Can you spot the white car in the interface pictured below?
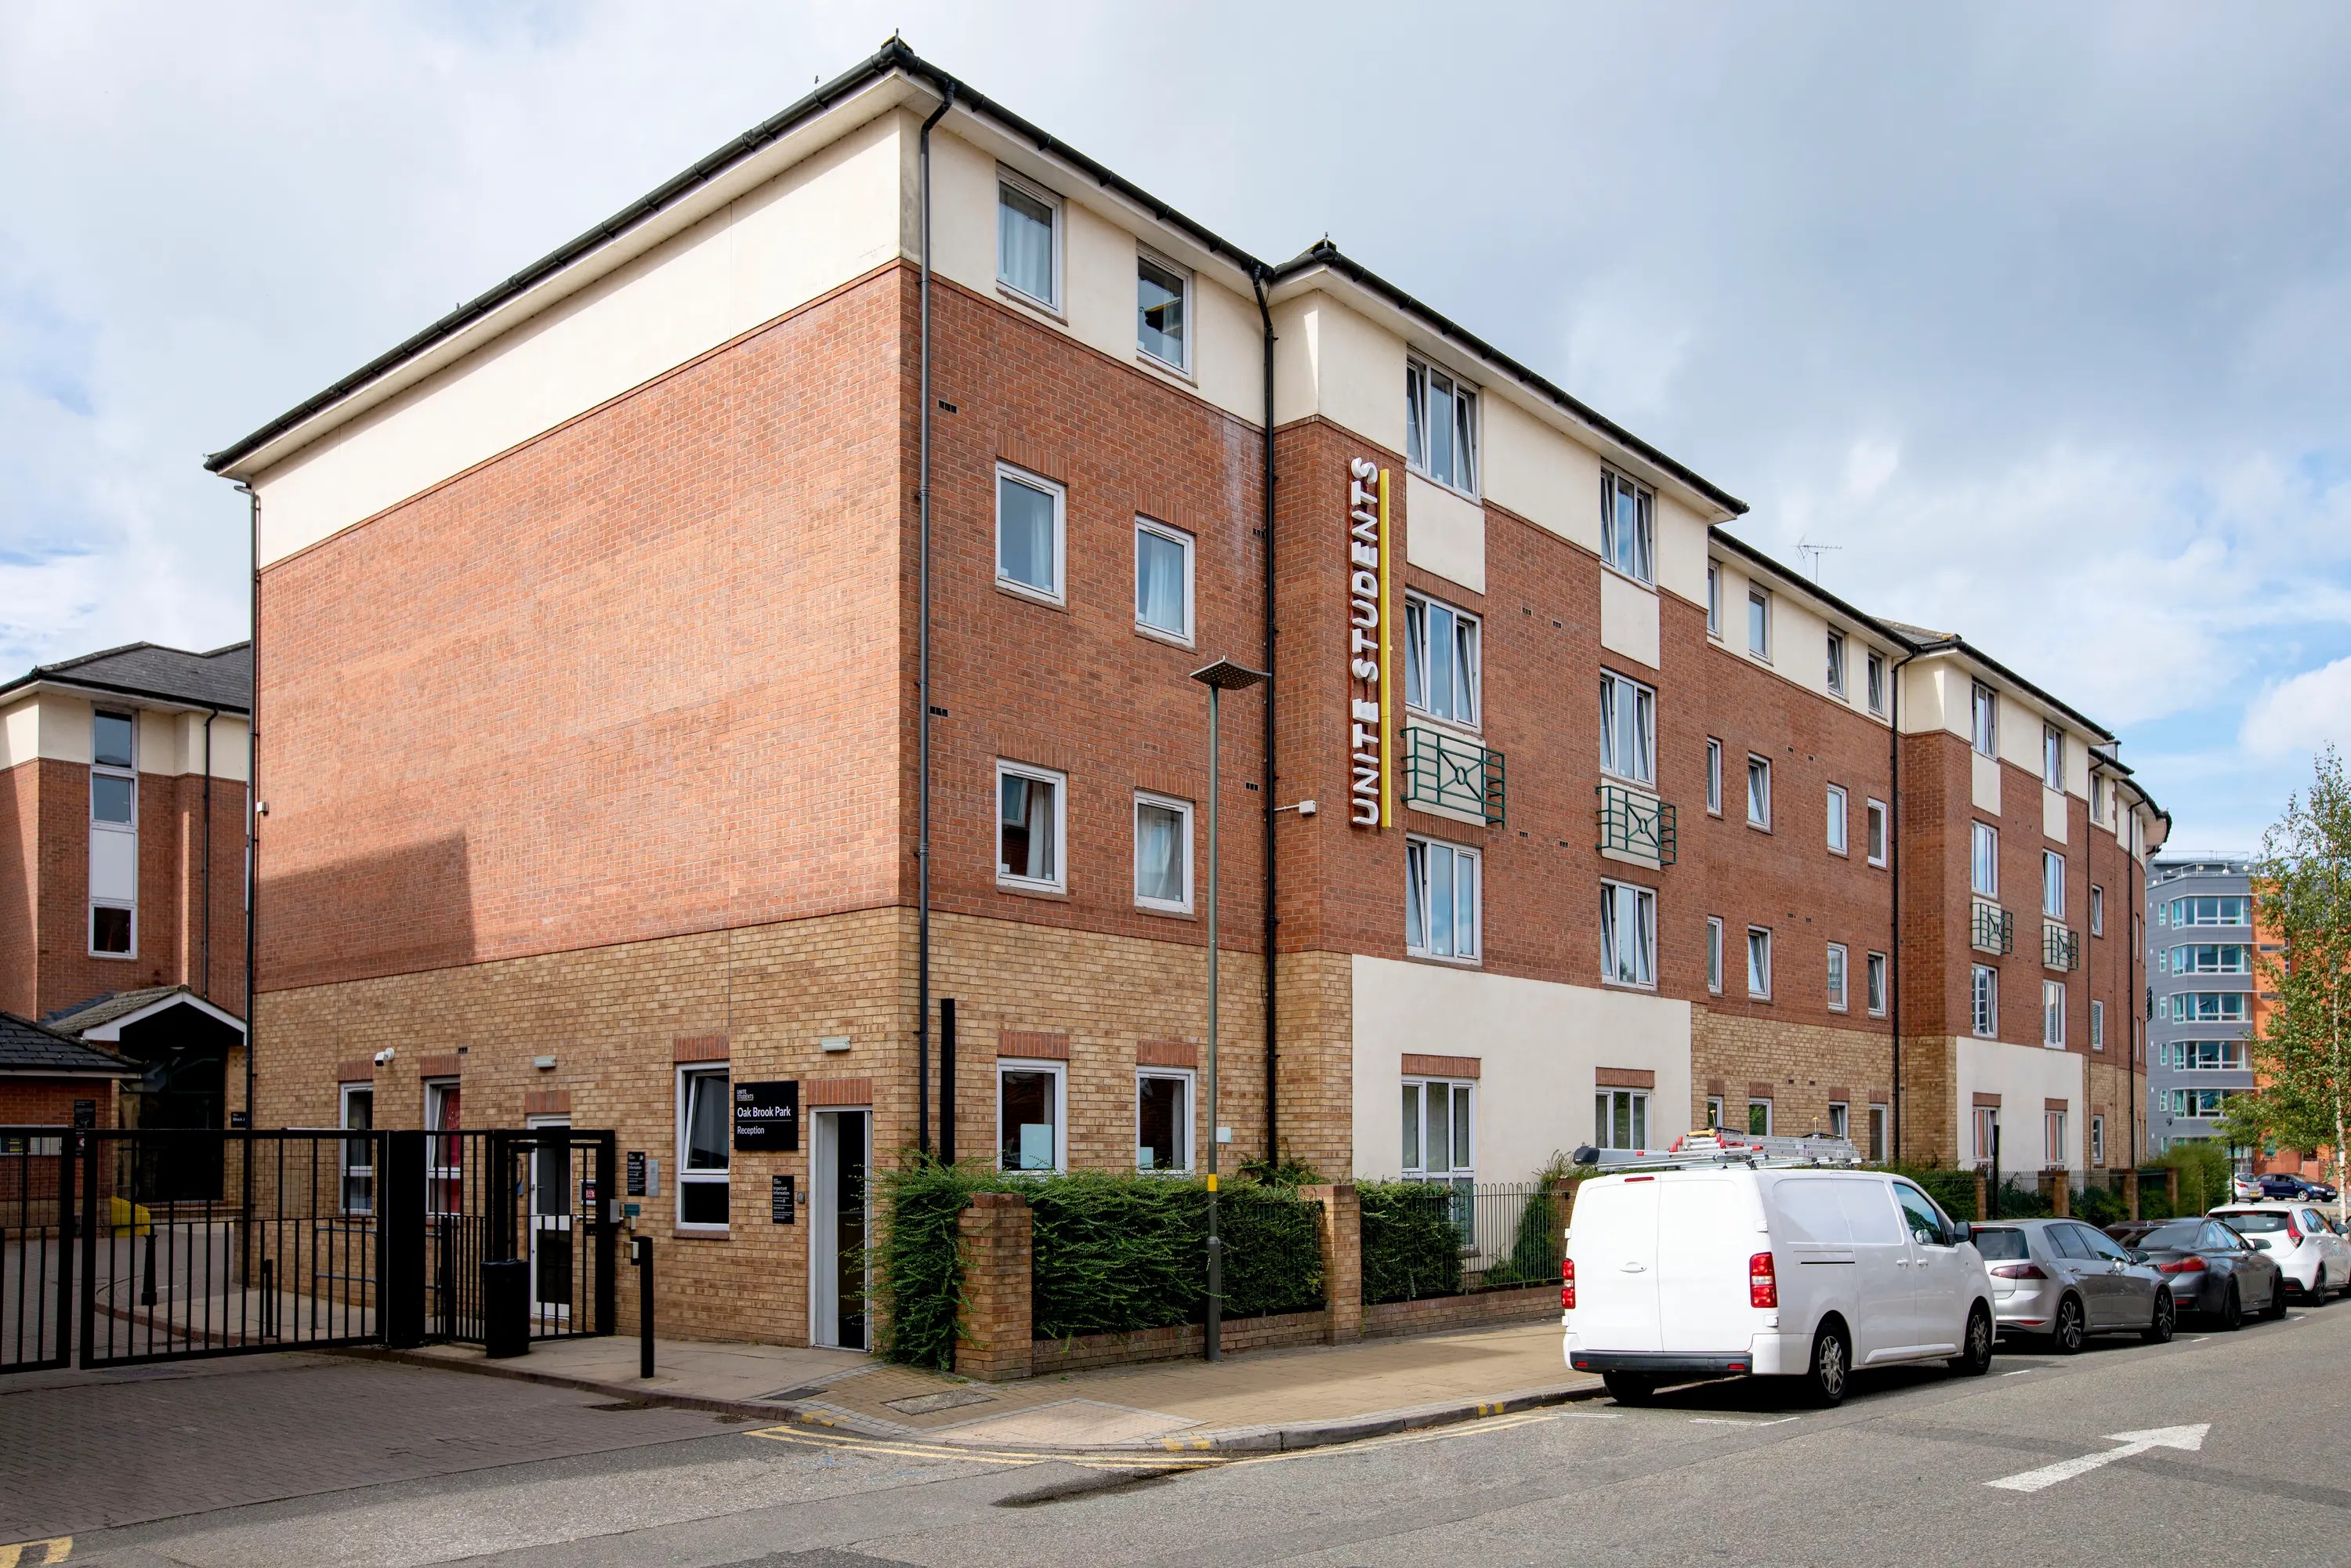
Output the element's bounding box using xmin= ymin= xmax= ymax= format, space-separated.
xmin=1563 ymin=1162 xmax=1995 ymax=1406
xmin=2208 ymin=1204 xmax=2351 ymax=1301
xmin=2232 ymin=1172 xmax=2265 ymax=1203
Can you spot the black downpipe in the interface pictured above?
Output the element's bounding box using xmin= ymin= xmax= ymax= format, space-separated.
xmin=1253 ymin=269 xmax=1278 ymax=1163
xmin=915 ymin=81 xmax=955 ymax=1159
xmin=201 ymin=708 xmax=216 ymax=1002
xmin=1887 ymin=645 xmax=1918 ymax=1163
xmin=241 ymin=483 xmax=259 ymax=1124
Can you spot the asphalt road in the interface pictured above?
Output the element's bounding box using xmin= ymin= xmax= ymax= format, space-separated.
xmin=13 ymin=1298 xmax=2351 ymax=1568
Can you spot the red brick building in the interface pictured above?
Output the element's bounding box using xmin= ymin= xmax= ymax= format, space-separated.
xmin=205 ymin=43 xmax=2166 ymax=1345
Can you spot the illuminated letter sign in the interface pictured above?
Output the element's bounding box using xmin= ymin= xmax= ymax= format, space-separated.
xmin=1346 ymin=458 xmax=1393 ymax=828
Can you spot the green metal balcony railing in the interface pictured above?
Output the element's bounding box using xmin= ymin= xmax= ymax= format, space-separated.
xmin=2043 ymin=922 xmax=2078 ymax=972
xmin=1972 ymin=900 xmax=2013 ymax=956
xmin=1596 ymin=782 xmax=1677 ymax=867
xmin=1404 ymin=725 xmax=1505 ymax=824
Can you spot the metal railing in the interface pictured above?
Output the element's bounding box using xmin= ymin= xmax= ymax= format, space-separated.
xmin=2043 ymin=922 xmax=2078 ymax=972
xmin=1596 ymin=783 xmax=1677 ymax=867
xmin=1972 ymin=900 xmax=2014 ymax=955
xmin=1 ymin=1131 xmax=74 ymax=1374
xmin=1404 ymin=725 xmax=1505 ymax=824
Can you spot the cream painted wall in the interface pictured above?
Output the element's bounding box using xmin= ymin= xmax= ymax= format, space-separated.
xmin=1655 ymin=494 xmax=1709 ymax=607
xmin=1273 ymin=292 xmax=1407 ymax=449
xmin=1598 ymin=570 xmax=1659 ymax=670
xmin=1349 ymin=954 xmax=1693 ymax=1182
xmin=1404 ymin=471 xmax=1485 ymax=595
xmin=2042 ymin=788 xmax=2068 ymax=844
xmin=1896 ymin=661 xmax=1956 ymax=737
xmin=1480 ymin=393 xmax=1600 ymax=552
xmin=254 ymin=110 xmax=910 ymax=566
xmin=1972 ymin=752 xmax=2002 ymax=816
xmin=0 ymin=693 xmax=247 ymax=778
xmin=0 ymin=699 xmax=36 ymax=771
xmin=1957 ymin=1036 xmax=2087 ymax=1174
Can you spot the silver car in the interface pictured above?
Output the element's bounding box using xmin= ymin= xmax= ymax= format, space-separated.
xmin=1978 ymin=1218 xmax=2175 ymax=1352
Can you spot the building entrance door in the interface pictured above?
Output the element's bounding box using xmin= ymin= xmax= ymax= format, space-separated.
xmin=810 ymin=1109 xmax=870 ymax=1351
xmin=523 ymin=1115 xmax=573 ymax=1324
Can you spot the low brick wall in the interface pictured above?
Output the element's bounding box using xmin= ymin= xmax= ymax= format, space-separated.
xmin=1363 ymin=1282 xmax=1559 ymax=1339
xmin=1031 ymin=1309 xmax=1329 ymax=1375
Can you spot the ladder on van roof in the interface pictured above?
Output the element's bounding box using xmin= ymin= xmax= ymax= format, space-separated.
xmin=1570 ymin=1130 xmax=1865 ymax=1172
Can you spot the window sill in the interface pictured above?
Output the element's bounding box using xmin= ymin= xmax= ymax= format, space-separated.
xmin=1135 ymin=901 xmax=1197 ymax=921
xmin=1599 ymin=770 xmax=1657 ymax=796
xmin=995 ymin=879 xmax=1070 ymax=902
xmin=1748 ymin=649 xmax=1773 ymax=665
xmin=1405 ymin=709 xmax=1483 ymax=741
xmin=1746 ymin=994 xmax=1774 ymax=1005
xmin=88 ymin=951 xmax=140 ymax=961
xmin=1404 ymin=951 xmax=1482 ymax=970
xmin=1828 ymin=846 xmax=1849 ymax=859
xmin=1600 ymin=977 xmax=1657 ymax=993
xmin=996 ymin=579 xmax=1067 ymax=611
xmin=997 ymin=281 xmax=1067 ymax=324
xmin=1867 ymin=856 xmax=1889 ymax=871
xmin=1134 ymin=622 xmax=1196 ymax=651
xmin=1599 ymin=562 xmax=1657 ymax=594
xmin=1405 ymin=465 xmax=1482 ymax=506
xmin=1746 ymin=820 xmax=1773 ymax=835
xmin=675 ymin=1225 xmax=730 ymax=1237
xmin=1136 ymin=349 xmax=1195 ymax=386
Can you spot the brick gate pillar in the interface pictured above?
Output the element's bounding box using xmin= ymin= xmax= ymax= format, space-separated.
xmin=955 ymin=1191 xmax=1032 ymax=1382
xmin=1302 ymin=1183 xmax=1360 ymax=1343
xmin=2123 ymin=1169 xmax=2141 ymax=1221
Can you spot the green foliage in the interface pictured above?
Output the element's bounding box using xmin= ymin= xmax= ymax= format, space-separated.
xmin=2135 ymin=1169 xmax=2178 ymax=1221
xmin=2073 ymin=1183 xmax=2127 ymax=1227
xmin=1235 ymin=1148 xmax=1326 ymax=1188
xmin=1359 ymin=1181 xmax=1464 ymax=1302
xmin=874 ymin=1161 xmax=1003 ymax=1370
xmin=1867 ymin=1163 xmax=1981 ymax=1222
xmin=1476 ymin=1185 xmax=1568 ymax=1287
xmin=2161 ymin=1141 xmax=2233 ymax=1215
xmin=1991 ymin=1178 xmax=2053 ymax=1219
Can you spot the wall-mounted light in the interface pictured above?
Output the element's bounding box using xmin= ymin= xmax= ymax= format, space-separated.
xmin=532 ymin=1055 xmax=556 ymax=1071
xmin=820 ymin=1035 xmax=852 ymax=1054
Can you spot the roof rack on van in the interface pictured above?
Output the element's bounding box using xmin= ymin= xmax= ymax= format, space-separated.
xmin=1570 ymin=1130 xmax=1865 ymax=1171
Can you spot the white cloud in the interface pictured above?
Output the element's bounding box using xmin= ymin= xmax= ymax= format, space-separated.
xmin=2243 ymin=657 xmax=2351 ymax=761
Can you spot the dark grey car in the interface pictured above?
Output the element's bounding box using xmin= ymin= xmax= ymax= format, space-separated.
xmin=1980 ymin=1219 xmax=2173 ymax=1351
xmin=2115 ymin=1218 xmax=2286 ymax=1330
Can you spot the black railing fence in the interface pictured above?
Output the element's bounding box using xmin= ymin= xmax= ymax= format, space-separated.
xmin=1 ymin=1131 xmax=75 ymax=1373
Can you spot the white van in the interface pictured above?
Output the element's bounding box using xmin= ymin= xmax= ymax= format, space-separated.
xmin=1561 ymin=1141 xmax=1994 ymax=1406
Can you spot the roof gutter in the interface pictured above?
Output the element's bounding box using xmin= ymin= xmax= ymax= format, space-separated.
xmin=0 ymin=674 xmax=251 ymax=716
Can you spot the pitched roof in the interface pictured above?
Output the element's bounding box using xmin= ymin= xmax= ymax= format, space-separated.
xmin=42 ymin=986 xmax=194 ymax=1034
xmin=0 ymin=641 xmax=251 ymax=714
xmin=0 ymin=1010 xmax=139 ymax=1077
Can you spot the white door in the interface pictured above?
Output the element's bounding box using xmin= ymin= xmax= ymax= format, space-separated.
xmin=523 ymin=1117 xmax=572 ymax=1324
xmin=810 ymin=1110 xmax=871 ymax=1352
xmin=1655 ymin=1178 xmax=1751 ymax=1353
xmin=1567 ymin=1179 xmax=1661 ymax=1353
xmin=1836 ymin=1179 xmax=1914 ymax=1363
xmin=1892 ymin=1181 xmax=1964 ymax=1354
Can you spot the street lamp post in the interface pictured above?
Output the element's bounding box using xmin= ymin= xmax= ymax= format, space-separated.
xmin=1191 ymin=657 xmax=1266 ymax=1363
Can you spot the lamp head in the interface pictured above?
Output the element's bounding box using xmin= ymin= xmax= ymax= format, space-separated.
xmin=1190 ymin=658 xmax=1267 ymax=692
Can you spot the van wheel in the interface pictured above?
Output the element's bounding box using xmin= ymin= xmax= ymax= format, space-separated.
xmin=2218 ymin=1282 xmax=2244 ymax=1331
xmin=1603 ymin=1372 xmax=1655 ymax=1406
xmin=2052 ymin=1295 xmax=2085 ymax=1354
xmin=2143 ymin=1291 xmax=2175 ymax=1345
xmin=1805 ymin=1324 xmax=1850 ymax=1407
xmin=1947 ymin=1304 xmax=1994 ymax=1376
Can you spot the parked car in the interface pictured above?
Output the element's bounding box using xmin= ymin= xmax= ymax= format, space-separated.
xmin=2233 ymin=1172 xmax=2265 ymax=1202
xmin=2208 ymin=1204 xmax=2351 ymax=1301
xmin=2105 ymin=1219 xmax=2168 ymax=1249
xmin=2114 ymin=1218 xmax=2285 ymax=1329
xmin=2259 ymin=1173 xmax=2330 ymax=1202
xmin=1563 ymin=1164 xmax=1994 ymax=1407
xmin=1976 ymin=1219 xmax=2174 ymax=1351
xmin=2302 ymin=1179 xmax=2339 ymax=1203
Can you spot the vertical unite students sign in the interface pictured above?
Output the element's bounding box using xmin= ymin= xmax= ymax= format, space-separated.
xmin=1346 ymin=458 xmax=1393 ymax=828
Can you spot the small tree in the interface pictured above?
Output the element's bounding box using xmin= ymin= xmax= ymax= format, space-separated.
xmin=2222 ymin=748 xmax=2351 ymax=1221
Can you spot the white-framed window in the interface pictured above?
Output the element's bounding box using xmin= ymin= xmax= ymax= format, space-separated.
xmin=996 ymin=760 xmax=1067 ymax=893
xmin=1136 ymin=1068 xmax=1194 ymax=1173
xmin=1404 ymin=592 xmax=1480 ymax=727
xmin=2169 ymin=992 xmax=2250 ymax=1024
xmin=1826 ymin=943 xmax=1849 ymax=1012
xmin=1707 ymin=916 xmax=1724 ymax=994
xmin=2091 ymin=1114 xmax=2105 ymax=1166
xmin=1401 ymin=1077 xmax=1475 ymax=1188
xmin=1133 ymin=791 xmax=1194 ymax=914
xmin=1600 ymin=470 xmax=1654 ymax=584
xmin=2165 ymin=1087 xmax=2241 ymax=1118
xmin=2043 ymin=850 xmax=2066 ymax=919
xmin=1599 ymin=672 xmax=1656 ymax=785
xmin=2168 ymin=896 xmax=2251 ymax=926
xmin=1747 ymin=926 xmax=1773 ymax=998
xmin=1973 ymin=1104 xmax=2001 ymax=1164
xmin=1406 ymin=836 xmax=1480 ymax=962
xmin=995 ymin=463 xmax=1065 ymax=603
xmin=1866 ymin=650 xmax=1887 ymax=716
xmin=2091 ymin=773 xmax=2107 ymax=821
xmin=1826 ymin=630 xmax=1847 ymax=697
xmin=339 ymin=1084 xmax=375 ymax=1215
xmin=1866 ymin=951 xmax=1888 ymax=1016
xmin=2044 ymin=980 xmax=2067 ymax=1048
xmin=998 ymin=1059 xmax=1066 ymax=1172
xmin=676 ymin=1066 xmax=730 ymax=1229
xmin=2090 ymin=999 xmax=2106 ymax=1052
xmin=1748 ymin=1098 xmax=1773 ymax=1136
xmin=2044 ymin=1109 xmax=2067 ymax=1169
xmin=1705 ymin=739 xmax=1723 ymax=815
xmin=425 ymin=1077 xmax=462 ymax=1216
xmin=2169 ymin=1040 xmax=2248 ymax=1070
xmin=1868 ymin=1103 xmax=1889 ymax=1162
xmin=1971 ymin=683 xmax=1998 ymax=758
xmin=1825 ymin=784 xmax=1849 ymax=855
xmin=996 ymin=171 xmax=1061 ymax=308
xmin=1136 ymin=248 xmax=1190 ymax=371
xmin=1972 ymin=965 xmax=1998 ymax=1038
xmin=1600 ymin=881 xmax=1657 ymax=989
xmin=1828 ymin=1101 xmax=1849 ymax=1141
xmin=1405 ymin=358 xmax=1479 ymax=494
xmin=1134 ymin=517 xmax=1194 ymax=642
xmin=2168 ymin=943 xmax=2251 ymax=974
xmin=1706 ymin=1095 xmax=1724 ymax=1131
xmin=2090 ymin=885 xmax=2105 ymax=936
xmin=1706 ymin=563 xmax=1723 ymax=637
xmin=2042 ymin=723 xmax=2065 ymax=790
xmin=1747 ymin=755 xmax=1771 ymax=829
xmin=89 ymin=707 xmax=137 ymax=957
xmin=1971 ymin=820 xmax=1999 ymax=899
xmin=1596 ymin=1088 xmax=1650 ymax=1150
xmin=1866 ymin=798 xmax=1889 ymax=867
xmin=1747 ymin=585 xmax=1771 ymax=659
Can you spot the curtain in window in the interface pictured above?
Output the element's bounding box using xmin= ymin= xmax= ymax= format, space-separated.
xmin=998 ymin=186 xmax=1054 ymax=300
xmin=998 ymin=475 xmax=1056 ymax=592
xmin=1136 ymin=528 xmax=1186 ymax=634
xmin=1001 ymin=773 xmax=1056 ymax=882
xmin=1136 ymin=802 xmax=1183 ymax=904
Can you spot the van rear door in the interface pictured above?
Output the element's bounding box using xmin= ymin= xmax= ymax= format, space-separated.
xmin=1656 ymin=1177 xmax=1755 ymax=1353
xmin=1567 ymin=1177 xmax=1661 ymax=1353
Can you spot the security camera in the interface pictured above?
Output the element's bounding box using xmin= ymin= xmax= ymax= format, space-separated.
xmin=373 ymin=1048 xmax=395 ymax=1066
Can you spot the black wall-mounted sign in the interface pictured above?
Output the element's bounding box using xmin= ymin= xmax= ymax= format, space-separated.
xmin=734 ymin=1080 xmax=799 ymax=1150
xmin=227 ymin=1110 xmax=250 ymax=1129
xmin=72 ymin=1099 xmax=96 ymax=1128
xmin=626 ymin=1150 xmax=647 ymax=1196
xmin=771 ymin=1173 xmax=797 ymax=1225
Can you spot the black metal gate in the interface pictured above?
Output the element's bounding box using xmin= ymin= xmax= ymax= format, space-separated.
xmin=0 ymin=1125 xmax=614 ymax=1373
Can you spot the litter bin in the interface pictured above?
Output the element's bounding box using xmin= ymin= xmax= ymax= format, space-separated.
xmin=481 ymin=1258 xmax=531 ymax=1359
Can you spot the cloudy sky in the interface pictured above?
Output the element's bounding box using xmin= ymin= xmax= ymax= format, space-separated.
xmin=5 ymin=2 xmax=2347 ymax=849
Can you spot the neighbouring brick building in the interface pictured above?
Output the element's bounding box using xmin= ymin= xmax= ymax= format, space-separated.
xmin=204 ymin=42 xmax=2167 ymax=1347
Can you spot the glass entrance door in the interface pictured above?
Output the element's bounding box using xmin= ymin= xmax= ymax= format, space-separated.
xmin=811 ymin=1110 xmax=870 ymax=1351
xmin=524 ymin=1117 xmax=572 ymax=1324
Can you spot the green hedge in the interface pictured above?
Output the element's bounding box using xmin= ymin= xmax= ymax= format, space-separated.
xmin=1869 ymin=1164 xmax=1982 ymax=1222
xmin=874 ymin=1164 xmax=1324 ymax=1370
xmin=1360 ymin=1181 xmax=1463 ymax=1302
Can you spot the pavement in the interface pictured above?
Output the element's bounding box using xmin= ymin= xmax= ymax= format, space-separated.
xmin=377 ymin=1317 xmax=1599 ymax=1451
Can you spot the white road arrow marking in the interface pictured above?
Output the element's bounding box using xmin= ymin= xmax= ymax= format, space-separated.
xmin=1987 ymin=1424 xmax=2209 ymax=1493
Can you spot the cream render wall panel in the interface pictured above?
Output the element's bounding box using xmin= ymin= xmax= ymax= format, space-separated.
xmin=34 ymin=693 xmax=91 ymax=765
xmin=1972 ymin=751 xmax=2002 ymax=816
xmin=1287 ymin=295 xmax=1407 ymax=453
xmin=1898 ymin=660 xmax=1966 ymax=737
xmin=1186 ymin=275 xmax=1264 ymax=422
xmin=255 ymin=113 xmax=907 ymax=566
xmin=1598 ymin=570 xmax=1660 ymax=670
xmin=1404 ymin=470 xmax=1486 ymax=595
xmin=1958 ymin=1035 xmax=2086 ymax=1173
xmin=136 ymin=710 xmax=181 ymax=776
xmin=2042 ymin=787 xmax=2069 ymax=845
xmin=1654 ymin=494 xmax=1709 ymax=606
xmin=1349 ymin=955 xmax=1690 ymax=1183
xmin=1996 ymin=692 xmax=2045 ymax=775
xmin=1 ymin=700 xmax=36 ymax=771
xmin=1480 ymin=394 xmax=1600 ymax=551
xmin=1063 ymin=201 xmax=1136 ymax=371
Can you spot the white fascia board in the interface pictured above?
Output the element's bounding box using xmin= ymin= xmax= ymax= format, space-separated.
xmin=80 ymin=992 xmax=248 ymax=1042
xmin=222 ymin=74 xmax=918 ymax=484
